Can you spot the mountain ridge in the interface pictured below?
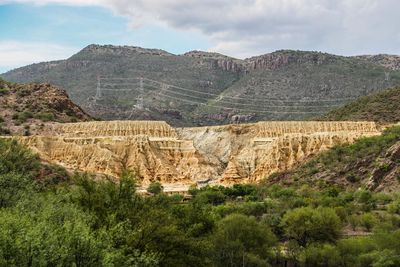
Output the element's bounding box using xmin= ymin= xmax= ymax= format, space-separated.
xmin=3 ymin=44 xmax=400 ymax=126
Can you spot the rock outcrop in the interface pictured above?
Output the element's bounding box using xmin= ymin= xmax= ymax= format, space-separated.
xmin=9 ymin=120 xmax=381 ymax=188
xmin=0 ymin=81 xmax=91 ymax=135
xmin=184 ymin=50 xmax=245 ymax=73
xmin=245 ymin=50 xmax=336 ymax=70
xmin=355 ymin=54 xmax=400 ymax=71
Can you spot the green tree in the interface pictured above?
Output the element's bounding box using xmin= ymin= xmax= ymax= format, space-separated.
xmin=213 ymin=214 xmax=276 ymax=267
xmin=146 ymin=181 xmax=163 ymax=195
xmin=0 ymin=195 xmax=102 ymax=267
xmin=0 ymin=139 xmax=40 ymax=176
xmin=281 ymin=207 xmax=341 ymax=246
xmin=0 ymin=173 xmax=35 ymax=208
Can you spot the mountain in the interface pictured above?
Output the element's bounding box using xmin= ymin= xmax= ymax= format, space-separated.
xmin=0 ymin=78 xmax=91 ymax=136
xmin=318 ymin=87 xmax=400 ymax=123
xmin=2 ymin=44 xmax=400 ymax=126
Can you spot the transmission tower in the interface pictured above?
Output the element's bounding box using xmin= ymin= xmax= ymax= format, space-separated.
xmin=134 ymin=77 xmax=144 ymax=109
xmin=385 ymin=71 xmax=390 ymax=82
xmin=161 ymin=82 xmax=169 ymax=92
xmin=94 ymin=75 xmax=102 ymax=101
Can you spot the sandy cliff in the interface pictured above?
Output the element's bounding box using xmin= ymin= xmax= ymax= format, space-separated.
xmin=10 ymin=121 xmax=380 ymax=188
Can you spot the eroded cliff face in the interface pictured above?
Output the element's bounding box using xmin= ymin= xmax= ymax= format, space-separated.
xmin=9 ymin=121 xmax=381 ymax=189
xmin=178 ymin=122 xmax=380 ymax=184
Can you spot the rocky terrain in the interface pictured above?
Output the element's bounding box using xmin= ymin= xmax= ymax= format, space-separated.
xmin=269 ymin=125 xmax=400 ymax=192
xmin=0 ymin=78 xmax=91 ymax=135
xmin=3 ymin=45 xmax=400 ymax=126
xmin=10 ymin=120 xmax=381 ymax=191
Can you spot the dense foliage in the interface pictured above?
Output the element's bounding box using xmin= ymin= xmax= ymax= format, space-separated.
xmin=1 ymin=138 xmax=400 ymax=266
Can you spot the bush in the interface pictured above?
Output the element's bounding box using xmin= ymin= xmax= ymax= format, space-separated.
xmin=194 ymin=190 xmax=227 ymax=205
xmin=0 ymin=127 xmax=11 ymax=135
xmin=35 ymin=112 xmax=56 ymax=122
xmin=12 ymin=111 xmax=34 ymax=123
xmin=146 ymin=181 xmax=164 ymax=195
xmin=16 ymin=88 xmax=31 ymax=97
xmin=301 ymin=243 xmax=341 ymax=267
xmin=360 ymin=213 xmax=377 ymax=232
xmin=0 ymin=88 xmax=9 ymax=96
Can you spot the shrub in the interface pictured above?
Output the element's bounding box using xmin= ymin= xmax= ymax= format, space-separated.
xmin=147 ymin=181 xmax=164 ymax=195
xmin=12 ymin=111 xmax=34 ymax=123
xmin=360 ymin=213 xmax=377 ymax=232
xmin=35 ymin=112 xmax=56 ymax=122
xmin=0 ymin=88 xmax=9 ymax=96
xmin=0 ymin=127 xmax=11 ymax=135
xmin=301 ymin=243 xmax=341 ymax=267
xmin=346 ymin=172 xmax=360 ymax=183
xmin=16 ymin=88 xmax=31 ymax=97
xmin=194 ymin=190 xmax=227 ymax=205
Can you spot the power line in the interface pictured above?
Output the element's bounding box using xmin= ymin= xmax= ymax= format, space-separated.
xmin=98 ymin=83 xmax=326 ymax=114
xmin=142 ymin=77 xmax=357 ymax=103
xmin=95 ymin=76 xmax=352 ymax=114
xmin=101 ymin=80 xmax=343 ymax=109
xmin=149 ymin=91 xmax=326 ymax=114
xmin=143 ymin=83 xmax=334 ymax=110
xmin=99 ymin=76 xmax=357 ymax=103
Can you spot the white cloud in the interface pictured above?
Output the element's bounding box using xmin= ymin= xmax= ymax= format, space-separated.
xmin=1 ymin=0 xmax=400 ymax=58
xmin=0 ymin=41 xmax=78 ymax=72
xmin=0 ymin=0 xmax=104 ymax=6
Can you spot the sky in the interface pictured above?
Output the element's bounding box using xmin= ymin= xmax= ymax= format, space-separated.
xmin=1 ymin=0 xmax=400 ymax=73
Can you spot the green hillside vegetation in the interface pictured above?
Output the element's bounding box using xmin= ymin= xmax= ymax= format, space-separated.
xmin=1 ymin=138 xmax=400 ymax=266
xmin=3 ymin=45 xmax=400 ymax=126
xmin=319 ymin=87 xmax=400 ymax=123
xmin=268 ymin=126 xmax=400 ymax=192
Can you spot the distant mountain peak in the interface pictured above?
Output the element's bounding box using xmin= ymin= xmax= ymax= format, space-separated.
xmin=78 ymin=44 xmax=173 ymax=57
xmin=183 ymin=50 xmax=240 ymax=60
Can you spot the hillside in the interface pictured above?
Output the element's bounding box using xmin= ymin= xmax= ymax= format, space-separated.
xmin=3 ymin=45 xmax=400 ymax=126
xmin=318 ymin=87 xmax=400 ymax=123
xmin=0 ymin=78 xmax=91 ymax=135
xmin=268 ymin=125 xmax=400 ymax=192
